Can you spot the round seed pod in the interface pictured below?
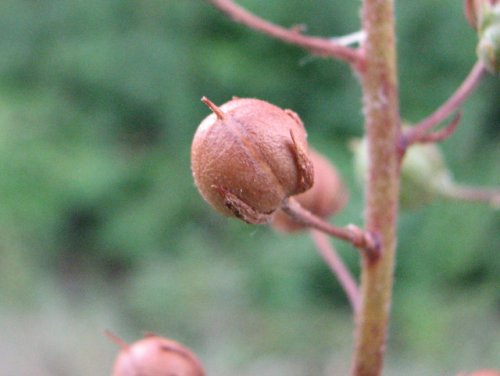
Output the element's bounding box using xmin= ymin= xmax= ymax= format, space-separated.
xmin=465 ymin=370 xmax=500 ymax=376
xmin=271 ymin=149 xmax=348 ymax=232
xmin=111 ymin=334 xmax=205 ymax=376
xmin=191 ymin=97 xmax=314 ymax=224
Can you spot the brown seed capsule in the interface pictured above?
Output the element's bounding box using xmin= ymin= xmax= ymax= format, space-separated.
xmin=111 ymin=333 xmax=205 ymax=376
xmin=191 ymin=97 xmax=314 ymax=224
xmin=464 ymin=370 xmax=500 ymax=376
xmin=271 ymin=149 xmax=348 ymax=232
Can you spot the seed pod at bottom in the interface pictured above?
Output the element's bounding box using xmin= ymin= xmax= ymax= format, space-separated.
xmin=271 ymin=149 xmax=349 ymax=232
xmin=191 ymin=97 xmax=314 ymax=224
xmin=463 ymin=370 xmax=500 ymax=376
xmin=111 ymin=334 xmax=205 ymax=376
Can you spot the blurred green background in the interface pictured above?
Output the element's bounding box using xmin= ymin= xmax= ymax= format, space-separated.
xmin=0 ymin=0 xmax=498 ymax=375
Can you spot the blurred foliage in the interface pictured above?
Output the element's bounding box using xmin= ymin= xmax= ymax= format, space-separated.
xmin=0 ymin=0 xmax=499 ymax=375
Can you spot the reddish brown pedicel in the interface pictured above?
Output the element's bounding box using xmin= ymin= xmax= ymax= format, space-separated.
xmin=111 ymin=334 xmax=205 ymax=376
xmin=191 ymin=97 xmax=314 ymax=224
xmin=272 ymin=149 xmax=348 ymax=232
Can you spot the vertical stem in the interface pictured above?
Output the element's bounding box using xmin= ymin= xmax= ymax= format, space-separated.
xmin=351 ymin=0 xmax=400 ymax=376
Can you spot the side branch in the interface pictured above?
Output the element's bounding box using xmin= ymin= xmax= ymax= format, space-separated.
xmin=281 ymin=198 xmax=380 ymax=258
xmin=404 ymin=113 xmax=461 ymax=146
xmin=404 ymin=61 xmax=486 ymax=145
xmin=207 ymin=0 xmax=362 ymax=66
xmin=311 ymin=230 xmax=361 ymax=314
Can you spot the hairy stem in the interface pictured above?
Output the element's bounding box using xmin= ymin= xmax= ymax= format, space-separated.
xmin=352 ymin=0 xmax=400 ymax=375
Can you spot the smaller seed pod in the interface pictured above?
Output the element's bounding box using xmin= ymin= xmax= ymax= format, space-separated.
xmin=110 ymin=333 xmax=205 ymax=376
xmin=191 ymin=97 xmax=314 ymax=224
xmin=271 ymin=149 xmax=348 ymax=232
xmin=464 ymin=370 xmax=500 ymax=376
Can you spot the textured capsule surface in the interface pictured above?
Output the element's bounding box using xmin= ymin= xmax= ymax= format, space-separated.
xmin=112 ymin=335 xmax=205 ymax=376
xmin=191 ymin=97 xmax=313 ymax=223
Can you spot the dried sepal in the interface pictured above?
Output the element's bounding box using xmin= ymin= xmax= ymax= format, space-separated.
xmin=290 ymin=129 xmax=315 ymax=192
xmin=201 ymin=96 xmax=224 ymax=119
xmin=284 ymin=108 xmax=304 ymax=126
xmin=212 ymin=185 xmax=272 ymax=224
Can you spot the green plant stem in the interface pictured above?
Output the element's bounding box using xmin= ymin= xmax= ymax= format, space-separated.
xmin=351 ymin=0 xmax=401 ymax=375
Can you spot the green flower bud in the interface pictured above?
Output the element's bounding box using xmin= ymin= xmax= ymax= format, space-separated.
xmin=465 ymin=0 xmax=499 ymax=30
xmin=466 ymin=0 xmax=500 ymax=73
xmin=351 ymin=138 xmax=453 ymax=210
xmin=478 ymin=19 xmax=500 ymax=73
